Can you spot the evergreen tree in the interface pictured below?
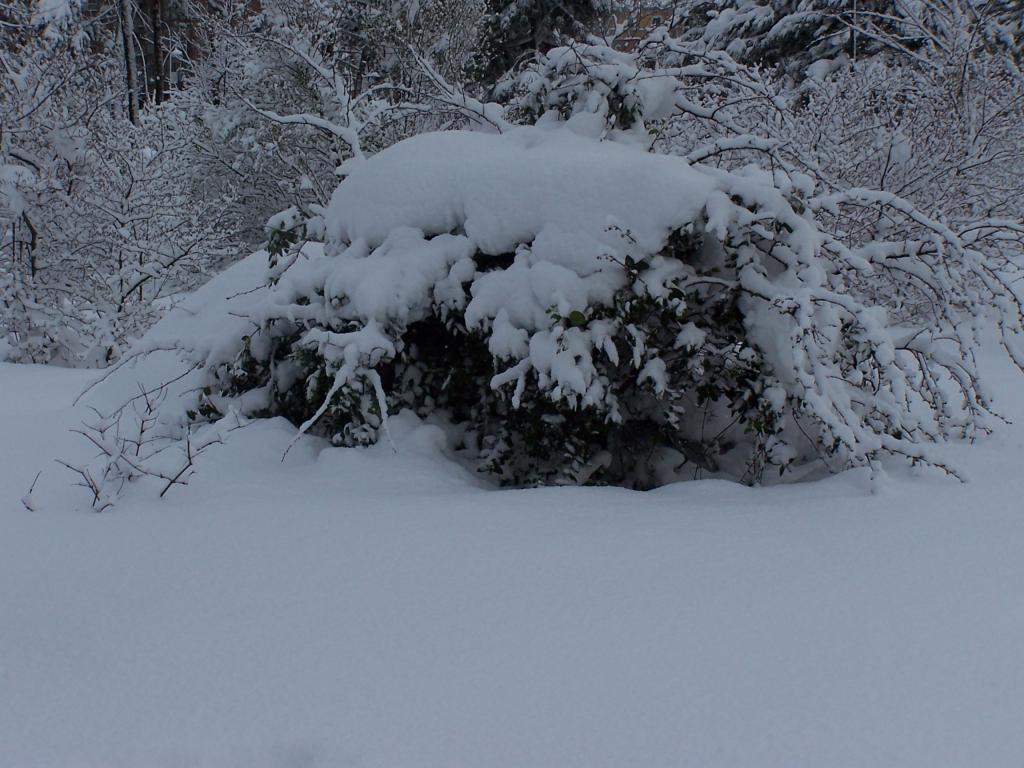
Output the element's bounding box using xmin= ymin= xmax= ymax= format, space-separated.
xmin=469 ymin=0 xmax=609 ymax=85
xmin=678 ymin=0 xmax=1022 ymax=77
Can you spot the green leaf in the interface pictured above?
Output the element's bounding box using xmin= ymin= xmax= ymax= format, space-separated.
xmin=568 ymin=310 xmax=587 ymax=327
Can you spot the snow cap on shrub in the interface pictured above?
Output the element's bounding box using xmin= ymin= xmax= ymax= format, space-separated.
xmin=325 ymin=126 xmax=716 ymax=254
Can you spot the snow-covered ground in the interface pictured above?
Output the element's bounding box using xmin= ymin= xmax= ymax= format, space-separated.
xmin=3 ymin=346 xmax=1024 ymax=768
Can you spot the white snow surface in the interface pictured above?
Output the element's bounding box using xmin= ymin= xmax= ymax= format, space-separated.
xmin=3 ymin=339 xmax=1024 ymax=766
xmin=326 ymin=127 xmax=717 ymax=255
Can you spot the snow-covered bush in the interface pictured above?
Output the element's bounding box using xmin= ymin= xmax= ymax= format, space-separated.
xmin=506 ymin=37 xmax=1024 ymax=321
xmin=66 ymin=27 xmax=1024 ymax=503
xmin=130 ymin=123 xmax=1015 ymax=490
xmin=185 ymin=0 xmax=490 ymax=246
xmin=1 ymin=102 xmax=234 ymax=364
xmin=1 ymin=12 xmax=235 ymax=365
xmin=791 ymin=50 xmax=1024 ymax=219
xmin=502 ymin=36 xmax=781 ymax=155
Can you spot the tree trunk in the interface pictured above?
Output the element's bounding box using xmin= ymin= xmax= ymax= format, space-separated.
xmin=149 ymin=0 xmax=165 ymax=104
xmin=119 ymin=0 xmax=140 ymax=123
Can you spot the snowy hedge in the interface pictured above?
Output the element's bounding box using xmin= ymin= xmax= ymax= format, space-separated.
xmin=109 ymin=122 xmax=1005 ymax=490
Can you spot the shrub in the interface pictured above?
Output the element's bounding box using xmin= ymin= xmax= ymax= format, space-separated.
xmin=183 ymin=126 xmax=1021 ymax=488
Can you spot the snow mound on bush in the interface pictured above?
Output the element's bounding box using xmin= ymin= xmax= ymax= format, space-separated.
xmin=327 ymin=126 xmax=718 ymax=255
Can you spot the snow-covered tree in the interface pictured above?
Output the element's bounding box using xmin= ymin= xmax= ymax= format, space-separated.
xmin=672 ymin=0 xmax=1022 ymax=78
xmin=181 ymin=0 xmax=488 ymax=246
xmin=1 ymin=8 xmax=233 ymax=364
xmin=469 ymin=0 xmax=611 ymax=85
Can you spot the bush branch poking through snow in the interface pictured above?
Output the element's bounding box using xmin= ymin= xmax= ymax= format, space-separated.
xmin=59 ymin=381 xmax=246 ymax=510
